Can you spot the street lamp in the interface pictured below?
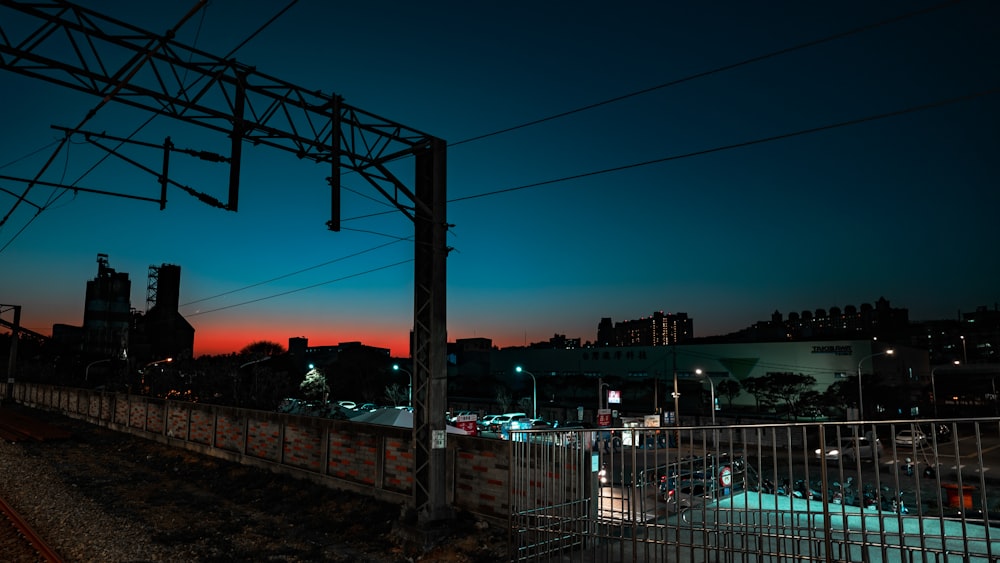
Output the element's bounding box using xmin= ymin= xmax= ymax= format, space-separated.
xmin=392 ymin=363 xmax=413 ymax=407
xmin=140 ymin=357 xmax=173 ymax=392
xmin=671 ymin=372 xmax=681 ymax=428
xmin=695 ymin=368 xmax=716 ymax=425
xmin=857 ymin=349 xmax=893 ymax=421
xmin=515 ymin=366 xmax=537 ymax=419
xmin=145 ymin=357 xmax=173 ymax=369
xmin=671 ymin=343 xmax=680 ymax=429
xmin=931 ymin=360 xmax=960 ymax=419
xmin=961 ymin=335 xmax=968 ymax=364
xmin=240 ymin=356 xmax=271 ymax=369
xmin=85 ymin=358 xmax=111 ymax=382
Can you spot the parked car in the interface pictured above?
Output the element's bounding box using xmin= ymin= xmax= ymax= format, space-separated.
xmin=502 ymin=416 xmax=533 ymax=439
xmin=477 ymin=414 xmax=500 ymax=432
xmin=447 ymin=410 xmax=475 ymax=423
xmin=489 ymin=412 xmax=527 ymax=433
xmin=815 ymin=436 xmax=883 ymax=463
xmin=895 ymin=429 xmax=927 ymax=447
xmin=660 ymin=455 xmax=748 ymax=521
xmin=925 ymin=423 xmax=953 ymax=442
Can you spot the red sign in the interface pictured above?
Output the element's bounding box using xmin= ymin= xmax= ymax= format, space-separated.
xmin=597 ymin=408 xmax=612 ymax=427
xmin=456 ymin=414 xmax=477 ymax=436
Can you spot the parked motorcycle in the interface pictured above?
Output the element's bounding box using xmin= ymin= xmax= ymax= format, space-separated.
xmin=793 ymin=479 xmax=823 ymax=501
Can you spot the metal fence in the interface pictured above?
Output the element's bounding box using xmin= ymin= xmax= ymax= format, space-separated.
xmin=509 ymin=418 xmax=1000 ymax=562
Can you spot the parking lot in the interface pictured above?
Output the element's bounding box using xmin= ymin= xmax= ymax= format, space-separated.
xmin=509 ymin=419 xmax=1000 ymax=562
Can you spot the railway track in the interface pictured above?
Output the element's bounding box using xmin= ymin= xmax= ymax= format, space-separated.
xmin=0 ymin=492 xmax=64 ymax=562
xmin=0 ymin=406 xmax=70 ymax=561
xmin=0 ymin=408 xmax=73 ymax=443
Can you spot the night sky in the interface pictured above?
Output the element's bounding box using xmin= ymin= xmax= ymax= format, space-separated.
xmin=1 ymin=0 xmax=997 ymax=357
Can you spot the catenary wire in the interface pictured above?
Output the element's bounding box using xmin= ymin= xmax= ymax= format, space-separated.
xmin=342 ymin=87 xmax=998 ymax=223
xmin=1 ymin=1 xmax=983 ymax=320
xmin=0 ymin=0 xmax=300 ymax=254
xmin=0 ymin=0 xmax=956 ymax=241
xmin=180 ymin=238 xmax=409 ymax=307
xmin=224 ymin=85 xmax=995 ymax=313
xmin=0 ymin=3 xmax=209 ymax=231
xmin=185 ymin=259 xmax=413 ymax=317
xmin=447 ymin=0 xmax=964 ymax=148
xmin=0 ymin=0 xmax=955 ymax=253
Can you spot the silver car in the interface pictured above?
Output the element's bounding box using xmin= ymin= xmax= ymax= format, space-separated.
xmin=815 ymin=437 xmax=883 ymax=463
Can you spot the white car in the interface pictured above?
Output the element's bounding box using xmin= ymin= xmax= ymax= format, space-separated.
xmin=489 ymin=412 xmax=527 ymax=433
xmin=477 ymin=414 xmax=500 ymax=431
xmin=815 ymin=437 xmax=883 ymax=463
xmin=895 ymin=430 xmax=927 ymax=447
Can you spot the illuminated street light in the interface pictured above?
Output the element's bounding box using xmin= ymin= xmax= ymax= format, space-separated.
xmin=140 ymin=357 xmax=173 ymax=393
xmin=671 ymin=344 xmax=680 ymax=429
xmin=695 ymin=368 xmax=716 ymax=425
xmin=392 ymin=363 xmax=413 ymax=407
xmin=145 ymin=357 xmax=173 ymax=369
xmin=515 ymin=366 xmax=537 ymax=419
xmin=857 ymin=349 xmax=893 ymax=421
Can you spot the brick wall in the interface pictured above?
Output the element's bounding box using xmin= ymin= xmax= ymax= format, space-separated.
xmin=12 ymin=383 xmax=511 ymax=521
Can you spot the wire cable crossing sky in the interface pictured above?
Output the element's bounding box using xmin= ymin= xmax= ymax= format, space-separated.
xmin=1 ymin=0 xmax=997 ymax=356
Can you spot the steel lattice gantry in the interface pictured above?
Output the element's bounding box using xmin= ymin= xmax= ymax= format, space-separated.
xmin=0 ymin=0 xmax=452 ymax=523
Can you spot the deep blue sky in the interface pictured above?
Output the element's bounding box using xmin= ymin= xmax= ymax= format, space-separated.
xmin=1 ymin=0 xmax=997 ymax=356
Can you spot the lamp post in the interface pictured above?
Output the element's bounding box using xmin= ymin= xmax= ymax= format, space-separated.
xmin=671 ymin=377 xmax=681 ymax=428
xmin=141 ymin=357 xmax=173 ymax=393
xmin=695 ymin=368 xmax=716 ymax=425
xmin=85 ymin=358 xmax=111 ymax=382
xmin=599 ymin=382 xmax=610 ymax=410
xmin=671 ymin=344 xmax=680 ymax=429
xmin=931 ymin=360 xmax=960 ymax=419
xmin=240 ymin=356 xmax=271 ymax=369
xmin=857 ymin=349 xmax=893 ymax=421
xmin=514 ymin=366 xmax=538 ymax=418
xmin=392 ymin=363 xmax=413 ymax=407
xmin=515 ymin=366 xmax=537 ymax=419
xmin=145 ymin=357 xmax=173 ymax=369
xmin=961 ymin=335 xmax=968 ymax=364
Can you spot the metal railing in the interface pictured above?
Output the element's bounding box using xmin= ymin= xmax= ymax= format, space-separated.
xmin=509 ymin=418 xmax=1000 ymax=562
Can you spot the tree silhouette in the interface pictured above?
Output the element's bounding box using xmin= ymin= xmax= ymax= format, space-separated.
xmin=767 ymin=372 xmax=817 ymax=417
xmin=384 ymin=382 xmax=409 ymax=406
xmin=239 ymin=340 xmax=286 ymax=357
xmin=496 ymin=386 xmax=512 ymax=413
xmin=716 ymin=379 xmax=742 ymax=407
xmin=741 ymin=376 xmax=771 ymax=412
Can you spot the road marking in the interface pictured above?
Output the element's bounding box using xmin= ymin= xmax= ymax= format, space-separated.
xmin=963 ymin=442 xmax=1000 ymax=459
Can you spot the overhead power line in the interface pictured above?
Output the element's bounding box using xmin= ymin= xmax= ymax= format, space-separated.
xmin=0 ymin=0 xmax=301 ymax=254
xmin=185 ymin=259 xmax=413 ymax=317
xmin=449 ymin=0 xmax=964 ymax=147
xmin=181 ymin=238 xmax=408 ymax=307
xmin=340 ymin=87 xmax=998 ymax=216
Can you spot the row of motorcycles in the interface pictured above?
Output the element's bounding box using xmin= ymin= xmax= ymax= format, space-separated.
xmin=759 ymin=476 xmax=909 ymax=514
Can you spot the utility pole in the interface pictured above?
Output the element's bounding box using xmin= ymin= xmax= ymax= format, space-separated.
xmin=1 ymin=304 xmax=21 ymax=401
xmin=0 ymin=2 xmax=451 ymax=525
